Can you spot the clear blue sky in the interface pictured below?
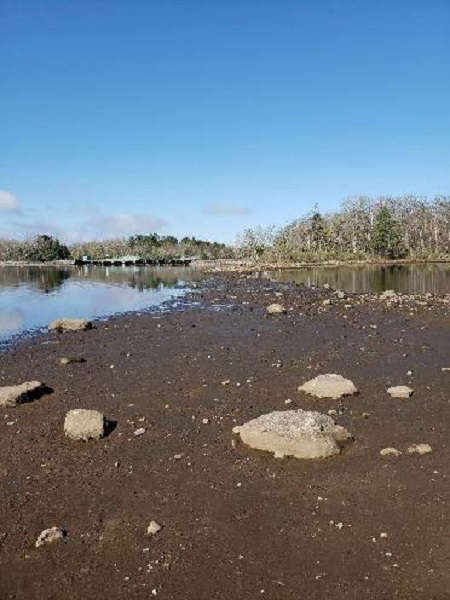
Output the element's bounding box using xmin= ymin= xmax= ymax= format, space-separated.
xmin=1 ymin=0 xmax=449 ymax=243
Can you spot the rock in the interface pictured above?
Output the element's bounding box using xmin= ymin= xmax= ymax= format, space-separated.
xmin=322 ymin=299 xmax=331 ymax=306
xmin=380 ymin=447 xmax=402 ymax=457
xmin=387 ymin=386 xmax=413 ymax=398
xmin=36 ymin=527 xmax=66 ymax=548
xmin=58 ymin=357 xmax=86 ymax=365
xmin=407 ymin=443 xmax=432 ymax=455
xmin=298 ymin=374 xmax=358 ymax=399
xmin=336 ymin=291 xmax=346 ymax=299
xmin=147 ymin=521 xmax=162 ymax=535
xmin=64 ymin=409 xmax=105 ymax=441
xmin=380 ymin=290 xmax=397 ymax=300
xmin=134 ymin=427 xmax=146 ymax=437
xmin=0 ymin=381 xmax=47 ymax=407
xmin=266 ymin=303 xmax=286 ymax=315
xmin=49 ymin=319 xmax=92 ymax=333
xmin=232 ymin=409 xmax=352 ymax=459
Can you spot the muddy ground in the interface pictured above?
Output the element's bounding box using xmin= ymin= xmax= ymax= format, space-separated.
xmin=0 ymin=275 xmax=449 ymax=600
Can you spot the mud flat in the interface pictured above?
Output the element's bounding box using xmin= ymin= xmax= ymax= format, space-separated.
xmin=0 ymin=274 xmax=449 ymax=599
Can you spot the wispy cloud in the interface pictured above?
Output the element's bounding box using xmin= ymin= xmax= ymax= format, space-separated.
xmin=204 ymin=203 xmax=251 ymax=216
xmin=0 ymin=190 xmax=21 ymax=214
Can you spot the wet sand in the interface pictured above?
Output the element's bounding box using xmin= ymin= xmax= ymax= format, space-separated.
xmin=0 ymin=275 xmax=449 ymax=599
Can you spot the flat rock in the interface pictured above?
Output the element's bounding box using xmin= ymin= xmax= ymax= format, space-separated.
xmin=147 ymin=521 xmax=162 ymax=535
xmin=407 ymin=443 xmax=432 ymax=455
xmin=298 ymin=374 xmax=358 ymax=399
xmin=266 ymin=303 xmax=286 ymax=315
xmin=64 ymin=409 xmax=105 ymax=441
xmin=233 ymin=409 xmax=352 ymax=459
xmin=387 ymin=386 xmax=413 ymax=398
xmin=36 ymin=527 xmax=66 ymax=548
xmin=0 ymin=381 xmax=47 ymax=407
xmin=49 ymin=319 xmax=92 ymax=332
xmin=380 ymin=447 xmax=402 ymax=457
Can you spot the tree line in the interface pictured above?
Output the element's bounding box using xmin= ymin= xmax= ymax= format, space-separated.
xmin=0 ymin=233 xmax=231 ymax=262
xmin=236 ymin=195 xmax=450 ymax=261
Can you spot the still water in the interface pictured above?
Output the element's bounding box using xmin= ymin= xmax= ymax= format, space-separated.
xmin=0 ymin=265 xmax=204 ymax=343
xmin=272 ymin=263 xmax=450 ymax=294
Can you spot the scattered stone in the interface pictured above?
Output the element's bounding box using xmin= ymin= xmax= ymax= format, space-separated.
xmin=0 ymin=381 xmax=48 ymax=407
xmin=49 ymin=319 xmax=92 ymax=333
xmin=64 ymin=409 xmax=106 ymax=441
xmin=380 ymin=447 xmax=402 ymax=457
xmin=407 ymin=443 xmax=432 ymax=455
xmin=387 ymin=386 xmax=413 ymax=398
xmin=147 ymin=521 xmax=162 ymax=536
xmin=336 ymin=291 xmax=346 ymax=299
xmin=58 ymin=357 xmax=86 ymax=366
xmin=232 ymin=409 xmax=352 ymax=459
xmin=266 ymin=303 xmax=286 ymax=315
xmin=202 ymin=418 xmax=209 ymax=424
xmin=36 ymin=527 xmax=66 ymax=548
xmin=380 ymin=290 xmax=397 ymax=300
xmin=298 ymin=374 xmax=358 ymax=399
xmin=134 ymin=428 xmax=146 ymax=437
xmin=322 ymin=299 xmax=331 ymax=306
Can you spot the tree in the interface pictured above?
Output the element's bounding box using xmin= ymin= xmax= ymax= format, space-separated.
xmin=26 ymin=235 xmax=70 ymax=261
xmin=371 ymin=206 xmax=404 ymax=259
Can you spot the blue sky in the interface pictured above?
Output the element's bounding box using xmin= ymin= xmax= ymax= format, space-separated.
xmin=1 ymin=0 xmax=449 ymax=243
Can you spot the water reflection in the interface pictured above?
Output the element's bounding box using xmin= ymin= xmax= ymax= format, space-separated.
xmin=0 ymin=265 xmax=203 ymax=343
xmin=272 ymin=264 xmax=450 ymax=294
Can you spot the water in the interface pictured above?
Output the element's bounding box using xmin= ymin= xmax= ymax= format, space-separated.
xmin=271 ymin=263 xmax=450 ymax=294
xmin=0 ymin=265 xmax=204 ymax=343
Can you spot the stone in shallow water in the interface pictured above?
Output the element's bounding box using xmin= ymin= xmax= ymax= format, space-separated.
xmin=49 ymin=319 xmax=92 ymax=332
xmin=298 ymin=374 xmax=358 ymax=399
xmin=387 ymin=386 xmax=413 ymax=398
xmin=233 ymin=409 xmax=352 ymax=459
xmin=64 ymin=409 xmax=105 ymax=441
xmin=0 ymin=381 xmax=47 ymax=407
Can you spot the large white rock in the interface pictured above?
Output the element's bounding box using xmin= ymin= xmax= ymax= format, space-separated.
xmin=387 ymin=386 xmax=413 ymax=398
xmin=64 ymin=409 xmax=105 ymax=441
xmin=233 ymin=409 xmax=352 ymax=459
xmin=49 ymin=319 xmax=92 ymax=332
xmin=298 ymin=374 xmax=358 ymax=399
xmin=266 ymin=303 xmax=286 ymax=315
xmin=0 ymin=381 xmax=46 ymax=407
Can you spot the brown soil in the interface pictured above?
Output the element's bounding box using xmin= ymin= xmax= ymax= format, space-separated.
xmin=0 ymin=275 xmax=449 ymax=600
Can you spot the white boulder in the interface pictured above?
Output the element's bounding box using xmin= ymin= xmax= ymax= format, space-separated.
xmin=380 ymin=447 xmax=402 ymax=457
xmin=0 ymin=381 xmax=47 ymax=407
xmin=387 ymin=386 xmax=413 ymax=398
xmin=298 ymin=374 xmax=358 ymax=399
xmin=407 ymin=443 xmax=432 ymax=455
xmin=266 ymin=304 xmax=286 ymax=315
xmin=49 ymin=319 xmax=92 ymax=332
xmin=64 ymin=409 xmax=105 ymax=441
xmin=233 ymin=409 xmax=352 ymax=459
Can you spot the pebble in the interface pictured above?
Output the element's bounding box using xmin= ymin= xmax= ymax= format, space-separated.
xmin=134 ymin=428 xmax=146 ymax=437
xmin=380 ymin=447 xmax=402 ymax=457
xmin=36 ymin=527 xmax=66 ymax=548
xmin=407 ymin=443 xmax=432 ymax=455
xmin=147 ymin=521 xmax=162 ymax=536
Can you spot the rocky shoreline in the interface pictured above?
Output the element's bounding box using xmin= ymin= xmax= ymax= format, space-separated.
xmin=0 ymin=274 xmax=449 ymax=599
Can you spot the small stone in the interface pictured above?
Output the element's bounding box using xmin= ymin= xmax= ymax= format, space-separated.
xmin=387 ymin=386 xmax=413 ymax=398
xmin=322 ymin=299 xmax=331 ymax=306
xmin=147 ymin=521 xmax=162 ymax=536
xmin=202 ymin=418 xmax=209 ymax=424
xmin=58 ymin=357 xmax=86 ymax=365
xmin=36 ymin=527 xmax=66 ymax=548
xmin=266 ymin=303 xmax=286 ymax=315
xmin=134 ymin=428 xmax=146 ymax=437
xmin=64 ymin=409 xmax=106 ymax=441
xmin=0 ymin=381 xmax=48 ymax=407
xmin=298 ymin=374 xmax=358 ymax=399
xmin=407 ymin=443 xmax=432 ymax=455
xmin=49 ymin=319 xmax=92 ymax=332
xmin=380 ymin=448 xmax=402 ymax=457
xmin=336 ymin=291 xmax=346 ymax=299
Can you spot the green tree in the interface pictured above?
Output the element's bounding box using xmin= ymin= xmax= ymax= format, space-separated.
xmin=26 ymin=235 xmax=70 ymax=261
xmin=371 ymin=206 xmax=404 ymax=259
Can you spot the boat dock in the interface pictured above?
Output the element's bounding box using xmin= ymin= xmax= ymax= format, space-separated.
xmin=73 ymin=256 xmax=193 ymax=267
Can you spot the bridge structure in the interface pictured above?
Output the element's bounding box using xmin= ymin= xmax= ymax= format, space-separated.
xmin=73 ymin=255 xmax=193 ymax=267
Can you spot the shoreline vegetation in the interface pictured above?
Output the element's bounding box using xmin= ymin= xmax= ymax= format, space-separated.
xmin=0 ymin=196 xmax=448 ymax=266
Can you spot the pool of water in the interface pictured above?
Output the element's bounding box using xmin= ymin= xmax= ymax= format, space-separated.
xmin=271 ymin=263 xmax=450 ymax=294
xmin=0 ymin=265 xmax=204 ymax=343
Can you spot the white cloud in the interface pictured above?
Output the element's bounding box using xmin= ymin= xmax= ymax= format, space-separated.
xmin=204 ymin=203 xmax=250 ymax=216
xmin=89 ymin=213 xmax=167 ymax=237
xmin=0 ymin=190 xmax=20 ymax=214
